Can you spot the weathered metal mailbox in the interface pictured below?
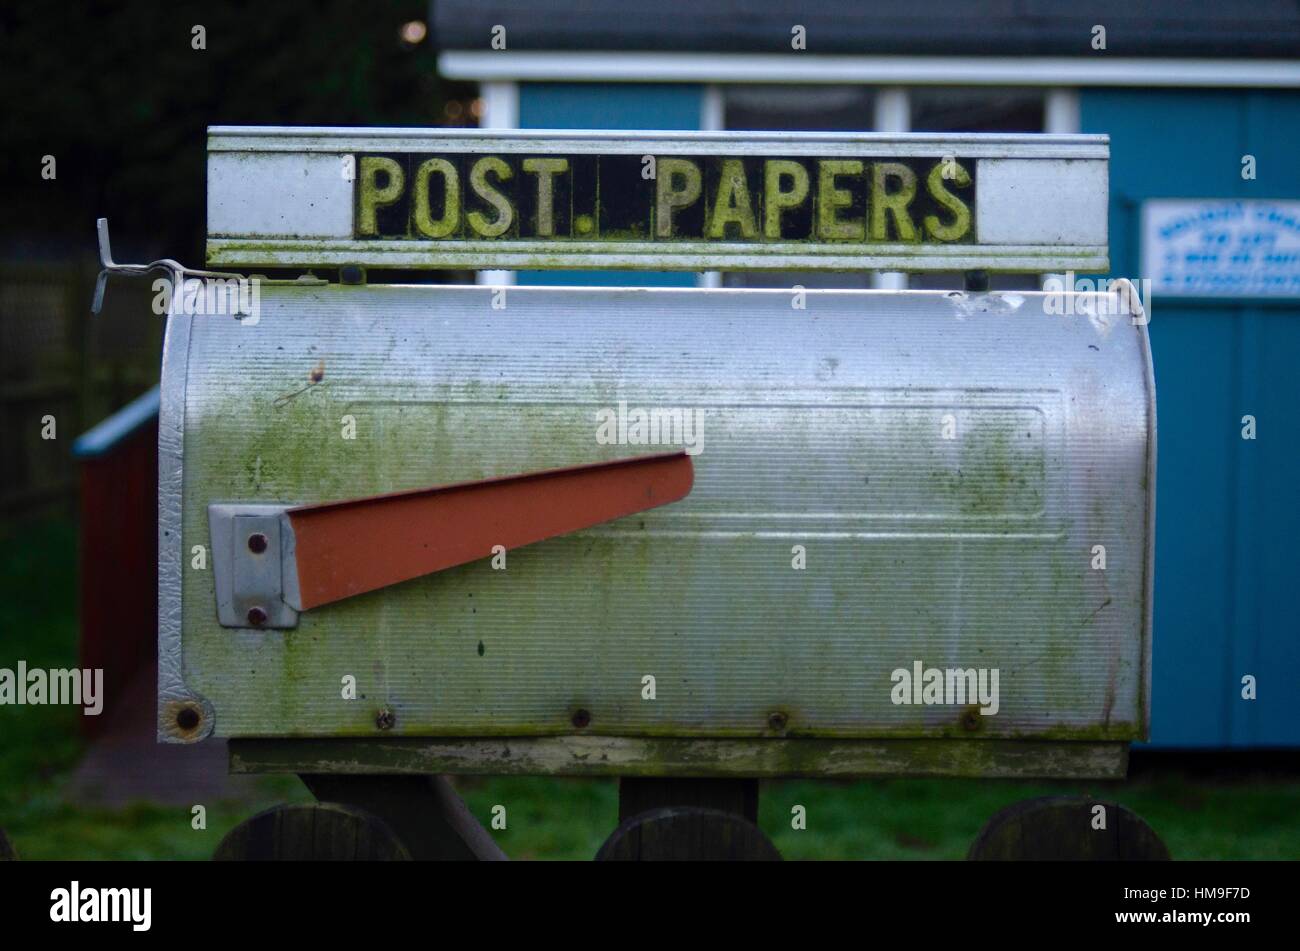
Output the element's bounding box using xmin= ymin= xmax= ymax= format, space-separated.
xmin=139 ymin=127 xmax=1152 ymax=856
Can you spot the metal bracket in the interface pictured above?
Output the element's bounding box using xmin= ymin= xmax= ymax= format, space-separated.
xmin=92 ymin=217 xmax=246 ymax=315
xmin=209 ymin=503 xmax=300 ymax=629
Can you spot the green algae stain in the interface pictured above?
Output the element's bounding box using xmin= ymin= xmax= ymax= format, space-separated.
xmin=177 ymin=324 xmax=1118 ymax=742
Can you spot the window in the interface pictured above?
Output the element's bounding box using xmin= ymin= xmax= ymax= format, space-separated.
xmin=909 ymin=87 xmax=1044 ymax=134
xmin=719 ymin=85 xmax=878 ymax=288
xmin=723 ymin=85 xmax=875 ymax=132
xmin=720 ymin=85 xmax=1049 ymax=291
xmin=909 ymin=87 xmax=1045 ymax=291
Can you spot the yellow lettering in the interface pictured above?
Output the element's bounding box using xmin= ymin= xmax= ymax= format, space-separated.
xmin=655 ymin=158 xmax=702 ymax=237
xmin=816 ymin=160 xmax=864 ymax=241
xmin=357 ymin=156 xmax=404 ymax=236
xmin=870 ymin=162 xmax=917 ymax=242
xmin=522 ymin=157 xmax=568 ymax=237
xmin=763 ymin=160 xmax=809 ymax=238
xmin=706 ymin=159 xmax=758 ymax=239
xmin=467 ymin=156 xmax=514 ymax=238
xmin=412 ymin=158 xmax=459 ymax=238
xmin=925 ymin=161 xmax=972 ymax=242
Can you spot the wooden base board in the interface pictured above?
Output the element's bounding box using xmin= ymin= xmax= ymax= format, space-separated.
xmin=229 ymin=736 xmax=1129 ymax=780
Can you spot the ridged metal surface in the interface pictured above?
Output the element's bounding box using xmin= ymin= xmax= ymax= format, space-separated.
xmin=166 ymin=284 xmax=1153 ymax=740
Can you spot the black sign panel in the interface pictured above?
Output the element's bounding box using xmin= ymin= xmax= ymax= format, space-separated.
xmin=354 ymin=154 xmax=977 ymax=245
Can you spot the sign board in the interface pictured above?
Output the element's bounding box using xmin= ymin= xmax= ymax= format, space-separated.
xmin=1142 ymin=199 xmax=1300 ymax=298
xmin=207 ymin=128 xmax=1109 ymax=272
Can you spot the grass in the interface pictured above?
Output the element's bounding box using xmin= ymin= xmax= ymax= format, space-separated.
xmin=455 ymin=772 xmax=1300 ymax=860
xmin=0 ymin=515 xmax=311 ymax=860
xmin=2 ymin=514 xmax=1299 ymax=860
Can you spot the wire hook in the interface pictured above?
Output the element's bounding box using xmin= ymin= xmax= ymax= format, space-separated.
xmin=91 ymin=218 xmax=245 ymax=314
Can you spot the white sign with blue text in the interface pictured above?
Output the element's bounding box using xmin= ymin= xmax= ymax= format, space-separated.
xmin=1142 ymin=199 xmax=1300 ymax=298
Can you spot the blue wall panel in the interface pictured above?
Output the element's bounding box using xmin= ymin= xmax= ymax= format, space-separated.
xmin=1146 ymin=308 xmax=1238 ymax=745
xmin=1082 ymin=89 xmax=1300 ymax=746
xmin=519 ymin=82 xmax=704 ymax=132
xmin=517 ymin=83 xmax=703 ymax=287
xmin=1243 ymin=308 xmax=1300 ymax=745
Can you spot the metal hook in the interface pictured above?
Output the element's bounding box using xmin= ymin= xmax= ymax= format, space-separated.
xmin=91 ymin=218 xmax=245 ymax=314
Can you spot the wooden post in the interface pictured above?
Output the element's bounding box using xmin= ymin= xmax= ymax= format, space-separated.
xmin=968 ymin=796 xmax=1170 ymax=861
xmin=596 ymin=777 xmax=779 ymax=860
xmin=213 ymin=803 xmax=410 ymax=860
xmin=299 ymin=774 xmax=507 ymax=861
xmin=618 ymin=777 xmax=758 ymax=823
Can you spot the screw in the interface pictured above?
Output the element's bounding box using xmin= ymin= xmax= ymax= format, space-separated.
xmin=246 ymin=606 xmax=268 ymax=626
xmin=176 ymin=706 xmax=200 ymax=731
xmin=247 ymin=532 xmax=268 ymax=554
xmin=571 ymin=708 xmax=591 ymax=729
xmin=767 ymin=711 xmax=788 ymax=732
xmin=375 ymin=708 xmax=396 ymax=731
xmin=960 ymin=708 xmax=982 ymax=732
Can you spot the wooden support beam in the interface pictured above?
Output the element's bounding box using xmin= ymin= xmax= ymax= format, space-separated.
xmin=618 ymin=777 xmax=759 ymax=823
xmin=299 ymin=774 xmax=507 ymax=862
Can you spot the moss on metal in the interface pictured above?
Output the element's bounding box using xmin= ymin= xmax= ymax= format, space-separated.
xmin=173 ymin=283 xmax=1145 ymax=752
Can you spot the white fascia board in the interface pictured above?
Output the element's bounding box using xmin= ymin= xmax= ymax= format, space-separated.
xmin=438 ymin=51 xmax=1300 ymax=89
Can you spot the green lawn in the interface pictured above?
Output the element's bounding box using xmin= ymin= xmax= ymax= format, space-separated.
xmin=452 ymin=772 xmax=1300 ymax=861
xmin=3 ymin=515 xmax=1299 ymax=860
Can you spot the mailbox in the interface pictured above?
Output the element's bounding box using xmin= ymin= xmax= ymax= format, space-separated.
xmin=151 ymin=128 xmax=1153 ymax=783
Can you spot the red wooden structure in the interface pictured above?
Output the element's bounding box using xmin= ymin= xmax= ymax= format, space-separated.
xmin=72 ymin=386 xmax=159 ymax=738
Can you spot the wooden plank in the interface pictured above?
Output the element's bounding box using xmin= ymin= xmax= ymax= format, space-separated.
xmin=230 ymin=737 xmax=1129 ymax=780
xmin=0 ymin=380 xmax=78 ymax=401
xmin=0 ymin=479 xmax=78 ymax=512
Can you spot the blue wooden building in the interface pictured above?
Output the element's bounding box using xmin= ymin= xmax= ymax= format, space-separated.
xmin=433 ymin=0 xmax=1300 ymax=747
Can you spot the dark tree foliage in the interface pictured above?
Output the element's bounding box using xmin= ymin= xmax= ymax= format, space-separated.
xmin=1 ymin=0 xmax=470 ymax=263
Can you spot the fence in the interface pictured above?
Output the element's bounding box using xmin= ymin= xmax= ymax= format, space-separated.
xmin=0 ymin=259 xmax=163 ymax=520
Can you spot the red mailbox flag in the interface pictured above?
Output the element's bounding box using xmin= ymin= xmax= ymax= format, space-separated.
xmin=285 ymin=451 xmax=694 ymax=610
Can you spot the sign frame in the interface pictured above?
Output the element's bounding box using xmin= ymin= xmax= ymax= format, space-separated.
xmin=207 ymin=127 xmax=1109 ymax=273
